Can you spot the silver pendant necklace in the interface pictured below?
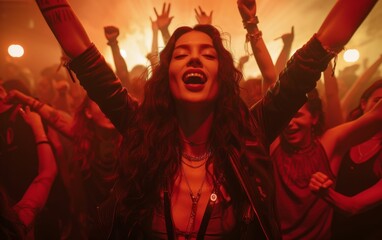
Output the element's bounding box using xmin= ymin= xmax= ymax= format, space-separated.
xmin=182 ymin=167 xmax=206 ymax=238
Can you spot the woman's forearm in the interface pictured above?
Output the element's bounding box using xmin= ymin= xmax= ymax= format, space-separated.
xmin=35 ymin=0 xmax=92 ymax=58
xmin=316 ymin=0 xmax=378 ymax=52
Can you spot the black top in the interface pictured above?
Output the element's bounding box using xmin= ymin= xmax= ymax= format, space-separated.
xmin=332 ymin=150 xmax=382 ymax=240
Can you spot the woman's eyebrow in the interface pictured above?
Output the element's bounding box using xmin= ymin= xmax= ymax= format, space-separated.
xmin=174 ymin=43 xmax=215 ymax=50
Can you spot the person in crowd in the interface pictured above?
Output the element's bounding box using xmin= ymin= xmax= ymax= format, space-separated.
xmin=310 ymin=79 xmax=382 ymax=239
xmin=6 ymin=90 xmax=122 ymax=239
xmin=36 ymin=65 xmax=75 ymax=114
xmin=1 ymin=63 xmax=35 ymax=95
xmin=104 ymin=25 xmax=148 ymax=103
xmin=239 ymin=26 xmax=294 ymax=107
xmin=270 ymin=89 xmax=333 ymax=239
xmin=341 ymin=55 xmax=382 ymax=119
xmin=274 ymin=26 xmax=294 ymax=76
xmin=1 ymin=83 xmax=57 ymax=239
xmin=34 ymin=0 xmax=377 ymax=239
xmin=321 ymin=61 xmax=344 ymax=128
xmin=0 ymin=79 xmax=69 ymax=240
xmin=104 ymin=3 xmax=175 ymax=103
xmin=337 ymin=63 xmax=360 ymax=99
xmin=272 ymin=85 xmax=382 ymax=239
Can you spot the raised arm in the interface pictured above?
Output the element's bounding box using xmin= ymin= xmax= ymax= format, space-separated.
xmin=146 ymin=16 xmax=160 ymax=67
xmin=194 ymin=6 xmax=213 ymax=25
xmin=246 ymin=0 xmax=378 ymax=143
xmin=237 ymin=0 xmax=277 ymax=92
xmin=154 ymin=2 xmax=173 ymax=45
xmin=35 ymin=0 xmax=91 ymax=58
xmin=236 ymin=55 xmax=250 ymax=74
xmin=316 ymin=0 xmax=378 ymax=52
xmin=13 ymin=106 xmax=57 ymax=228
xmin=35 ymin=0 xmax=137 ymax=134
xmin=6 ymin=90 xmax=74 ymax=138
xmin=321 ymin=99 xmax=382 ymax=174
xmin=104 ymin=26 xmax=129 ymax=87
xmin=323 ymin=60 xmax=344 ymax=128
xmin=274 ymin=27 xmax=294 ymax=75
xmin=310 ymin=172 xmax=382 ymax=216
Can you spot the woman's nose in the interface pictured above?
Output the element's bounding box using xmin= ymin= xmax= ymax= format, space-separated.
xmin=288 ymin=119 xmax=296 ymax=127
xmin=187 ymin=57 xmax=202 ymax=68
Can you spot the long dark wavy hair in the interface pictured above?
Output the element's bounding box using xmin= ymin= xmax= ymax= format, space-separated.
xmin=116 ymin=25 xmax=257 ymax=226
xmin=71 ymin=95 xmax=121 ymax=178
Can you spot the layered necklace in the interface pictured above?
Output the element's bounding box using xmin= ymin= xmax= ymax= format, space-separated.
xmin=180 ymin=145 xmax=212 ymax=238
xmin=182 ymin=150 xmax=212 ymax=161
xmin=181 ymin=166 xmax=207 ymax=239
xmin=182 ymin=149 xmax=212 ymax=168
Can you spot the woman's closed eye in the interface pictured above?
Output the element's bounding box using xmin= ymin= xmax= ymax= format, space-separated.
xmin=173 ymin=54 xmax=188 ymax=60
xmin=203 ymin=54 xmax=217 ymax=60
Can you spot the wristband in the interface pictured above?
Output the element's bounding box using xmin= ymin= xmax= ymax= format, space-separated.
xmin=243 ymin=16 xmax=259 ymax=29
xmin=246 ymin=31 xmax=262 ymax=43
xmin=107 ymin=40 xmax=118 ymax=46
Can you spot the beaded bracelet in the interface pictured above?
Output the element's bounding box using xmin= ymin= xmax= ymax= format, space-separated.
xmin=246 ymin=31 xmax=263 ymax=43
xmin=243 ymin=16 xmax=259 ymax=29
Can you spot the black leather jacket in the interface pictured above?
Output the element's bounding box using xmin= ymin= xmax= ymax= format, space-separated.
xmin=69 ymin=35 xmax=334 ymax=240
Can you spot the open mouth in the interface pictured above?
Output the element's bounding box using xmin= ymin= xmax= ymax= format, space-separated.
xmin=284 ymin=128 xmax=299 ymax=135
xmin=183 ymin=71 xmax=207 ymax=85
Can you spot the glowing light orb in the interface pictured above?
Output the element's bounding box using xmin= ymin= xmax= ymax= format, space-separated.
xmin=8 ymin=44 xmax=24 ymax=58
xmin=343 ymin=49 xmax=360 ymax=63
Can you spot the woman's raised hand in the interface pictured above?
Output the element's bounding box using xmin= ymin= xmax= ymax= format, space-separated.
xmin=194 ymin=6 xmax=213 ymax=25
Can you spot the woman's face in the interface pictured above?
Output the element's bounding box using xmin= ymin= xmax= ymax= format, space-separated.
xmin=282 ymin=104 xmax=317 ymax=148
xmin=362 ymin=87 xmax=382 ymax=113
xmin=169 ymin=30 xmax=219 ymax=104
xmin=85 ymin=100 xmax=114 ymax=129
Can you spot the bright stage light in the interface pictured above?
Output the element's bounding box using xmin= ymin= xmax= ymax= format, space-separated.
xmin=343 ymin=49 xmax=360 ymax=63
xmin=8 ymin=44 xmax=25 ymax=58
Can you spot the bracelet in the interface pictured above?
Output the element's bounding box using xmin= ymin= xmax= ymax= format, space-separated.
xmin=246 ymin=31 xmax=262 ymax=43
xmin=107 ymin=40 xmax=118 ymax=46
xmin=36 ymin=140 xmax=51 ymax=145
xmin=243 ymin=16 xmax=259 ymax=29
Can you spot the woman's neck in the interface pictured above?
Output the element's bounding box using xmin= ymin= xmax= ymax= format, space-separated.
xmin=176 ymin=102 xmax=215 ymax=155
xmin=282 ymin=136 xmax=316 ymax=154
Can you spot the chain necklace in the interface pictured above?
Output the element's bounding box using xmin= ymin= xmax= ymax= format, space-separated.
xmin=356 ymin=142 xmax=381 ymax=162
xmin=181 ymin=158 xmax=207 ymax=169
xmin=182 ymin=149 xmax=212 ymax=162
xmin=182 ymin=167 xmax=206 ymax=238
